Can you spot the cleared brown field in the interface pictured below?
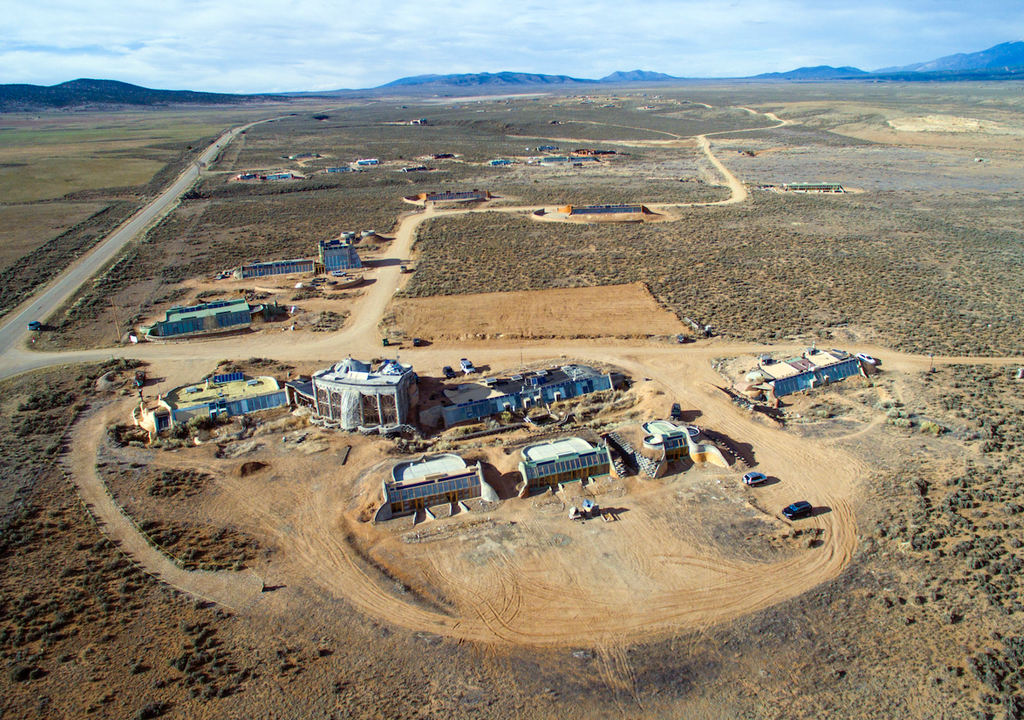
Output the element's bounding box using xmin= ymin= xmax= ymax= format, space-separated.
xmin=387 ymin=282 xmax=686 ymax=340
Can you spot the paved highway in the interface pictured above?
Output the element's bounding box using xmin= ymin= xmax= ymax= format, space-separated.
xmin=0 ymin=119 xmax=271 ymax=357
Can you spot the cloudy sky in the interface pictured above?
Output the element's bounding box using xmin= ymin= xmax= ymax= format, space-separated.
xmin=3 ymin=0 xmax=1021 ymax=92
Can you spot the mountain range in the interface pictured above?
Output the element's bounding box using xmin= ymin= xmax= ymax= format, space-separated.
xmin=354 ymin=41 xmax=1024 ymax=91
xmin=3 ymin=42 xmax=1023 ymax=110
xmin=877 ymin=40 xmax=1024 ymax=73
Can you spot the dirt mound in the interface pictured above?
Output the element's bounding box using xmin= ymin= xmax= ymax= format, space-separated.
xmin=238 ymin=460 xmax=268 ymax=477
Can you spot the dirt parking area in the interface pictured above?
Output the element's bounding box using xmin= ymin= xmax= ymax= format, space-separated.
xmin=387 ymin=282 xmax=687 ymax=341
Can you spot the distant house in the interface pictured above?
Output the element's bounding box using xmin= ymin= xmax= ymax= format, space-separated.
xmin=400 ymin=166 xmax=429 ymax=173
xmin=783 ymin=182 xmax=845 ymax=193
xmin=354 ymin=158 xmax=380 ymax=166
xmin=404 ymin=189 xmax=492 ymax=205
xmin=325 ymin=166 xmax=351 ymax=173
xmin=318 ymin=239 xmax=362 ymax=272
xmin=235 ymin=172 xmax=258 ymax=180
xmin=410 ymin=119 xmax=428 ymax=125
xmin=558 ymin=204 xmax=650 ymax=216
xmin=265 ymin=172 xmax=293 ymax=181
xmin=488 ymin=158 xmax=513 ymax=166
xmin=750 ymin=348 xmax=863 ymax=399
xmin=140 ymin=299 xmax=253 ymax=339
xmin=234 ymin=258 xmax=315 ymax=280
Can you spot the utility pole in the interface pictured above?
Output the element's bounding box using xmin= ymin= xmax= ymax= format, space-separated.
xmin=110 ymin=299 xmax=121 ymax=342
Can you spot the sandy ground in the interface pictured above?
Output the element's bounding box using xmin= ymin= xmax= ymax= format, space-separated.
xmin=6 ymin=97 xmax=1020 ymax=659
xmin=66 ymin=339 xmax=864 ymax=650
xmin=388 ymin=283 xmax=686 ymax=341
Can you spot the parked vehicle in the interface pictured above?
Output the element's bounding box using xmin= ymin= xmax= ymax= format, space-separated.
xmin=742 ymin=471 xmax=768 ymax=486
xmin=856 ymin=352 xmax=878 ymax=366
xmin=412 ymin=337 xmax=422 ymax=347
xmin=382 ymin=337 xmax=390 ymax=347
xmin=442 ymin=366 xmax=457 ymax=379
xmin=460 ymin=358 xmax=476 ymax=374
xmin=783 ymin=501 xmax=813 ymax=520
xmin=134 ymin=370 xmax=146 ymax=388
xmin=670 ymin=403 xmax=683 ymax=421
xmin=27 ymin=321 xmax=42 ymax=331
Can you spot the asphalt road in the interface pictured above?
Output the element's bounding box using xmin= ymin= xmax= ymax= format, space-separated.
xmin=0 ymin=120 xmax=268 ymax=357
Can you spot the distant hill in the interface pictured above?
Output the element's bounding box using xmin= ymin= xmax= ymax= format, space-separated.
xmin=0 ymin=79 xmax=264 ymax=112
xmin=599 ymin=70 xmax=679 ymax=83
xmin=375 ymin=70 xmax=687 ymax=90
xmin=752 ymin=66 xmax=869 ymax=80
xmin=875 ymin=40 xmax=1024 ymax=73
xmin=379 ymin=72 xmax=592 ymax=89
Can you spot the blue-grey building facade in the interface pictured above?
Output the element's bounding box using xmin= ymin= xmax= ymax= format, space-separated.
xmin=771 ymin=357 xmax=863 ymax=398
xmin=441 ymin=365 xmax=615 ymax=427
xmin=318 ymin=240 xmax=362 ymax=272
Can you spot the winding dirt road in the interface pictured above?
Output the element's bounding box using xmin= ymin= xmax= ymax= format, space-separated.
xmin=6 ymin=103 xmax=1018 ymax=645
xmin=66 ymin=402 xmax=264 ymax=609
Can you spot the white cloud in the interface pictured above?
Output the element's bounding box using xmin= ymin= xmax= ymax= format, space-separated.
xmin=1 ymin=0 xmax=1022 ymax=91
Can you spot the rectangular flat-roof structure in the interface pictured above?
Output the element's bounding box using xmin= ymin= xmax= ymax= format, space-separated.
xmin=141 ymin=298 xmax=252 ymax=339
xmin=519 ymin=436 xmax=613 ymax=488
xmin=784 ymin=182 xmax=845 ymax=193
xmin=166 ymin=376 xmax=280 ymax=410
xmin=234 ymin=258 xmax=314 ymax=279
xmin=153 ymin=374 xmax=288 ymax=427
xmin=381 ymin=453 xmax=493 ymax=519
xmin=523 ymin=437 xmax=595 ymax=462
xmin=563 ymin=204 xmax=647 ymax=216
xmin=392 ymin=454 xmax=468 ymax=487
xmin=424 ymin=190 xmax=491 ymax=202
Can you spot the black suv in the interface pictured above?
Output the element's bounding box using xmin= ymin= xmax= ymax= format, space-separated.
xmin=783 ymin=501 xmax=813 ymax=520
xmin=670 ymin=403 xmax=683 ymax=420
xmin=442 ymin=366 xmax=457 ymax=379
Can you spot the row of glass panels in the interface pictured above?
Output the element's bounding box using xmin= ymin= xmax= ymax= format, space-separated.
xmin=524 ymin=451 xmax=607 ymax=481
xmin=392 ymin=472 xmax=476 ymax=502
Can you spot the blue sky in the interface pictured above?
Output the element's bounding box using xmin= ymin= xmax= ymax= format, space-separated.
xmin=3 ymin=0 xmax=1021 ymax=92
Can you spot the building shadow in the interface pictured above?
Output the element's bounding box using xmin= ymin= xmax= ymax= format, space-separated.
xmin=480 ymin=463 xmax=521 ymax=501
xmin=702 ymin=428 xmax=756 ymax=467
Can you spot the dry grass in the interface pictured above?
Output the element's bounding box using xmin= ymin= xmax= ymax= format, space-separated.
xmin=0 ymin=202 xmax=106 ymax=271
xmin=404 ymin=191 xmax=1024 ymax=356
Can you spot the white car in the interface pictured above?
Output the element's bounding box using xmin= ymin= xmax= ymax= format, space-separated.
xmin=856 ymin=353 xmax=878 ymax=366
xmin=742 ymin=472 xmax=768 ymax=486
xmin=460 ymin=358 xmax=476 ymax=374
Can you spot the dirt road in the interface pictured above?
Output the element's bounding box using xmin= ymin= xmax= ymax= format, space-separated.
xmin=0 ymin=117 xmax=281 ymax=358
xmin=65 ymin=402 xmax=264 ymax=609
